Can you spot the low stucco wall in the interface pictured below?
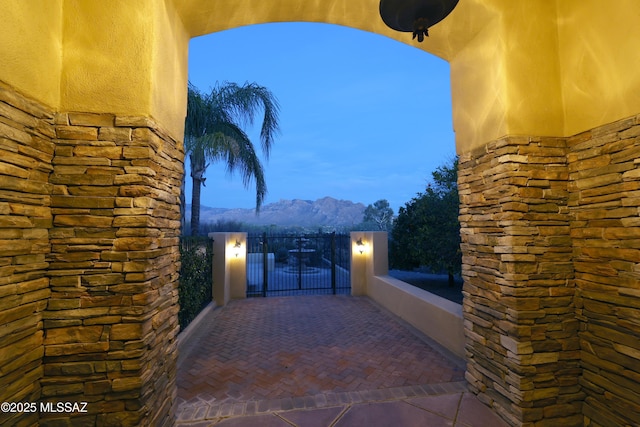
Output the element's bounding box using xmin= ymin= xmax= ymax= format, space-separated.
xmin=367 ymin=275 xmax=465 ymax=359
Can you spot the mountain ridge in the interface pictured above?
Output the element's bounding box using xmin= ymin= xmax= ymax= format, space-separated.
xmin=187 ymin=196 xmax=366 ymax=227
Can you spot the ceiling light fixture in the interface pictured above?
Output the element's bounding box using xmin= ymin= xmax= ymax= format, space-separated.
xmin=379 ymin=0 xmax=459 ymax=42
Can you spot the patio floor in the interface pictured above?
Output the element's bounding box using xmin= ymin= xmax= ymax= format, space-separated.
xmin=176 ymin=295 xmax=508 ymax=426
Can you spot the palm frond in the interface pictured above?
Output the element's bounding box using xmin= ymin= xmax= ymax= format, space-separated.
xmin=183 ymin=81 xmax=280 ymax=213
xmin=215 ymin=81 xmax=280 ymax=159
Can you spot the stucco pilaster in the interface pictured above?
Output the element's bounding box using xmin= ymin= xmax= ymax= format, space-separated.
xmin=210 ymin=232 xmax=248 ymax=306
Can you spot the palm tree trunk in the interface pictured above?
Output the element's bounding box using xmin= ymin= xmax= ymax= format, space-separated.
xmin=191 ymin=175 xmax=202 ymax=236
xmin=180 ymin=174 xmax=186 ymax=235
xmin=190 ymin=151 xmax=206 ymax=236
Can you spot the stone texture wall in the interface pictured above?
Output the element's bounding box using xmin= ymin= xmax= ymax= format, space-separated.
xmin=0 ymin=82 xmax=184 ymax=426
xmin=2 ymin=79 xmax=638 ymax=426
xmin=0 ymin=83 xmax=54 ymax=427
xmin=568 ymin=116 xmax=640 ymax=426
xmin=43 ymin=113 xmax=184 ymax=425
xmin=459 ymin=136 xmax=582 ymax=427
xmin=460 ymin=120 xmax=640 ymax=427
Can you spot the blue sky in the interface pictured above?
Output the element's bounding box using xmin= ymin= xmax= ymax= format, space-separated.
xmin=186 ymin=22 xmax=456 ymax=214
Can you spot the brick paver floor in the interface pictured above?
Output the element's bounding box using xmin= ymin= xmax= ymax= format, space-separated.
xmin=178 ymin=295 xmax=464 ymax=401
xmin=176 ymin=295 xmax=507 ymax=426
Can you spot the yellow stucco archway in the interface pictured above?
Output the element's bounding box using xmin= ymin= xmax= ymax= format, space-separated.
xmin=1 ymin=1 xmax=640 ymax=426
xmin=4 ymin=0 xmax=640 ymax=152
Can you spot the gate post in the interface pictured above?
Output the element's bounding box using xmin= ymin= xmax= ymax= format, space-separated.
xmin=210 ymin=232 xmax=247 ymax=306
xmin=350 ymin=232 xmax=388 ymax=296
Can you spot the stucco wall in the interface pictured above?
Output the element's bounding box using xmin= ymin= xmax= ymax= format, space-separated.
xmin=350 ymin=232 xmax=465 ymax=358
xmin=4 ymin=1 xmax=640 ymax=149
xmin=367 ymin=275 xmax=465 ymax=358
xmin=0 ymin=0 xmax=63 ymax=110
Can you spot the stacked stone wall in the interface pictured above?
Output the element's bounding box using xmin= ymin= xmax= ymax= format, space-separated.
xmin=568 ymin=115 xmax=640 ymax=426
xmin=1 ymin=79 xmax=638 ymax=426
xmin=0 ymin=82 xmax=185 ymax=426
xmin=42 ymin=113 xmax=184 ymax=425
xmin=459 ymin=136 xmax=582 ymax=427
xmin=0 ymin=84 xmax=54 ymax=427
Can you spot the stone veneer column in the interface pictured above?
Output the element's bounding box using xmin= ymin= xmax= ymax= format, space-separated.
xmin=459 ymin=136 xmax=582 ymax=426
xmin=43 ymin=112 xmax=183 ymax=425
xmin=0 ymin=84 xmax=54 ymax=427
xmin=568 ymin=116 xmax=640 ymax=426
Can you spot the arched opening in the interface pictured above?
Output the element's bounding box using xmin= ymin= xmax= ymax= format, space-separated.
xmin=130 ymin=4 xmax=640 ymax=423
xmin=2 ymin=2 xmax=640 ymax=426
xmin=176 ymin=22 xmax=466 ymax=423
xmin=184 ymin=22 xmax=456 ymax=225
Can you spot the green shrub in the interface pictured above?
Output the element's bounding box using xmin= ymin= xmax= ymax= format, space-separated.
xmin=178 ymin=238 xmax=213 ymax=330
xmin=390 ymin=157 xmax=461 ymax=285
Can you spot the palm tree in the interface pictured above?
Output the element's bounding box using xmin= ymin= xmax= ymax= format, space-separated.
xmin=182 ymin=82 xmax=280 ymax=236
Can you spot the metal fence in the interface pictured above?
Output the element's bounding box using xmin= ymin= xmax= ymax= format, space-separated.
xmin=246 ymin=232 xmax=351 ymax=297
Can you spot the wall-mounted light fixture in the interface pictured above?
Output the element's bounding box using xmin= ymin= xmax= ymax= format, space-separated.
xmin=379 ymin=0 xmax=459 ymax=42
xmin=232 ymin=240 xmax=242 ymax=257
xmin=355 ymin=238 xmax=367 ymax=255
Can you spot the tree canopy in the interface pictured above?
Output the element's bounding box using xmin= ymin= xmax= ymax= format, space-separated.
xmin=390 ymin=157 xmax=461 ymax=284
xmin=362 ymin=199 xmax=394 ymax=231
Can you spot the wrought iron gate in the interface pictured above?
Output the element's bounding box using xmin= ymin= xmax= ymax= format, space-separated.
xmin=246 ymin=232 xmax=351 ymax=297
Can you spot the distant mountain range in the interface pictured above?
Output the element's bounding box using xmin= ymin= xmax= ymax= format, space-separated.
xmin=186 ymin=197 xmax=366 ymax=227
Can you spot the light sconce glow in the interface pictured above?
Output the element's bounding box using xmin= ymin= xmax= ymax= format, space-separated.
xmin=229 ymin=240 xmax=243 ymax=258
xmin=355 ymin=238 xmax=368 ymax=255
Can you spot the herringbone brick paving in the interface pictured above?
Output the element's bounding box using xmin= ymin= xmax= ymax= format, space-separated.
xmin=177 ymin=295 xmax=465 ymax=404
